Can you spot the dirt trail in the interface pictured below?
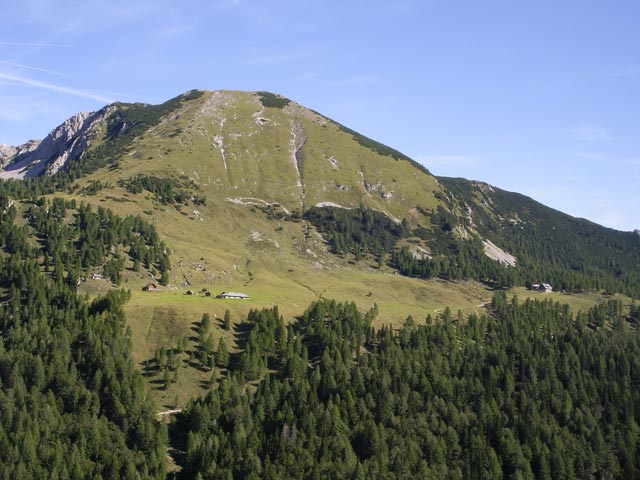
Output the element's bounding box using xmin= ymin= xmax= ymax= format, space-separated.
xmin=157 ymin=408 xmax=182 ymax=417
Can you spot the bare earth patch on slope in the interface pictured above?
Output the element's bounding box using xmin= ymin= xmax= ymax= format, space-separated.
xmin=482 ymin=239 xmax=517 ymax=267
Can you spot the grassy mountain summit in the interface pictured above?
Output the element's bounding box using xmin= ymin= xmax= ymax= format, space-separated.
xmin=105 ymin=89 xmax=441 ymax=217
xmin=1 ymin=89 xmax=638 ymax=294
xmin=2 ymin=89 xmax=638 ymax=317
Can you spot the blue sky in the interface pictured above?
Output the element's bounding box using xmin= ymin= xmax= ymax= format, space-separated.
xmin=1 ymin=0 xmax=639 ymax=231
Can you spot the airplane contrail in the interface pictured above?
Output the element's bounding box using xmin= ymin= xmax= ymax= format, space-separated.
xmin=0 ymin=42 xmax=72 ymax=47
xmin=0 ymin=72 xmax=112 ymax=103
xmin=0 ymin=60 xmax=69 ymax=77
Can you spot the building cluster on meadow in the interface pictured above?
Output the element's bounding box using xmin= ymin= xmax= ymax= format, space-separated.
xmin=142 ymin=283 xmax=250 ymax=299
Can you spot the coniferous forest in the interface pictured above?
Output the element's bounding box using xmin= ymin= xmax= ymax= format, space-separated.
xmin=305 ymin=204 xmax=640 ymax=297
xmin=2 ymin=174 xmax=640 ymax=478
xmin=173 ymin=297 xmax=640 ymax=479
xmin=0 ymin=191 xmax=167 ymax=478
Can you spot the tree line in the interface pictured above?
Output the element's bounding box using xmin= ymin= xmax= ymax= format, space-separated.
xmin=439 ymin=177 xmax=640 ymax=297
xmin=304 ymin=205 xmax=408 ymax=264
xmin=121 ymin=174 xmax=206 ymax=207
xmin=304 ymin=205 xmax=640 ymax=297
xmin=18 ymin=197 xmax=171 ymax=285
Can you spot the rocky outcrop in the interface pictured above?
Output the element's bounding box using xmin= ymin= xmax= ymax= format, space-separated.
xmin=0 ymin=140 xmax=40 ymax=168
xmin=0 ymin=108 xmax=111 ymax=180
xmin=0 ymin=144 xmax=18 ymax=166
xmin=482 ymin=239 xmax=517 ymax=267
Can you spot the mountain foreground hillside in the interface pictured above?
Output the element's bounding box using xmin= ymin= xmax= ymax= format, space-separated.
xmin=1 ymin=89 xmax=640 ymax=478
xmin=2 ymin=87 xmax=639 ymax=394
xmin=2 ymin=90 xmax=637 ymax=300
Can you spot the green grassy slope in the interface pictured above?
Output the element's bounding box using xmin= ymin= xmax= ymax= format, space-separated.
xmin=48 ymin=89 xmax=637 ymax=406
xmin=57 ymin=90 xmax=484 ymax=405
xmin=70 ymin=89 xmax=447 ymax=303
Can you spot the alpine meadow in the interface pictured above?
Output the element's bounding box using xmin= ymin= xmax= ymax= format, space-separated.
xmin=1 ymin=89 xmax=640 ymax=479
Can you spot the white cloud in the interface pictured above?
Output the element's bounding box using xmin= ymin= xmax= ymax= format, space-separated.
xmin=417 ymin=154 xmax=486 ymax=169
xmin=325 ymin=75 xmax=383 ymax=88
xmin=516 ymin=173 xmax=639 ymax=231
xmin=243 ymin=51 xmax=311 ymax=66
xmin=570 ymin=123 xmax=612 ymax=142
xmin=5 ymin=0 xmax=195 ymax=35
xmin=0 ymin=95 xmax=44 ymax=122
xmin=0 ymin=92 xmax=64 ymax=131
xmin=598 ymin=65 xmax=640 ymax=79
xmin=0 ymin=41 xmax=72 ymax=47
xmin=156 ymin=23 xmax=194 ymax=39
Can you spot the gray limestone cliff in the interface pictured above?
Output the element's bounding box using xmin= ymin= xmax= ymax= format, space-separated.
xmin=0 ymin=108 xmax=111 ymax=180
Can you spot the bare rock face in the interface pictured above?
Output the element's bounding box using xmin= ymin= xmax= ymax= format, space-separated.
xmin=482 ymin=239 xmax=517 ymax=267
xmin=0 ymin=144 xmax=18 ymax=165
xmin=0 ymin=109 xmax=110 ymax=179
xmin=0 ymin=140 xmax=40 ymax=168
